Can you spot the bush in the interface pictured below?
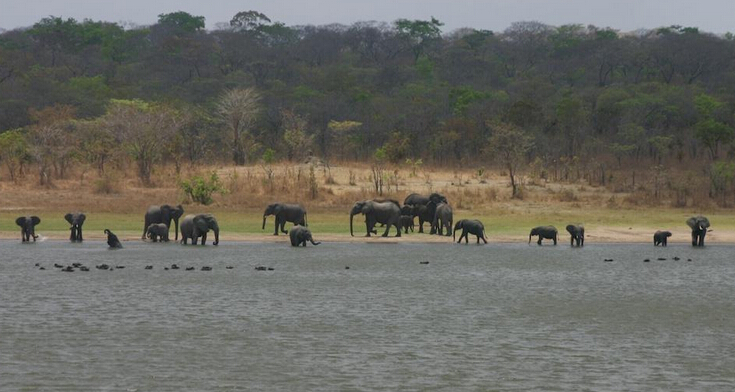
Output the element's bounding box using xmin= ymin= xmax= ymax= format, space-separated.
xmin=93 ymin=172 xmax=122 ymax=194
xmin=180 ymin=171 xmax=226 ymax=205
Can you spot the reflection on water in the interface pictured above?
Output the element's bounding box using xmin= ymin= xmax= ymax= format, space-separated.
xmin=1 ymin=240 xmax=734 ymax=391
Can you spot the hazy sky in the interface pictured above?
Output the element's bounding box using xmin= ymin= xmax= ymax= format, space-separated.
xmin=1 ymin=0 xmax=734 ymax=34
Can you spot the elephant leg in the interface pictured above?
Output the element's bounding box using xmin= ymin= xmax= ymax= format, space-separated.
xmin=481 ymin=232 xmax=487 ymax=244
xmin=691 ymin=233 xmax=697 ymax=247
xmin=381 ymin=223 xmax=390 ymax=237
xmin=202 ymin=233 xmax=208 ymax=245
xmin=78 ymin=227 xmax=83 ymax=242
xmin=273 ymin=219 xmax=280 ymax=236
xmin=553 ymin=236 xmax=557 ymax=245
xmin=281 ymin=221 xmax=288 ymax=234
xmin=537 ymin=238 xmax=542 ymax=246
xmin=394 ymin=222 xmax=401 ymax=237
xmin=418 ymin=218 xmax=424 ymax=233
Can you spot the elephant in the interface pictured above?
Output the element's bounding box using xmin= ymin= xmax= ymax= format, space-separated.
xmin=432 ymin=203 xmax=453 ymax=236
xmin=180 ymin=214 xmax=220 ymax=245
xmin=399 ymin=215 xmax=415 ymax=233
xmin=653 ymin=230 xmax=672 ymax=247
xmin=142 ymin=205 xmax=184 ymax=241
xmin=262 ymin=203 xmax=307 ymax=235
xmin=146 ymin=223 xmax=169 ymax=242
xmin=289 ymin=225 xmax=321 ymax=246
xmin=403 ymin=192 xmax=447 ymax=207
xmin=403 ymin=193 xmax=447 ymax=234
xmin=104 ymin=229 xmax=123 ymax=248
xmin=453 ymin=219 xmax=487 ymax=244
xmin=65 ymin=212 xmax=86 ymax=242
xmin=529 ymin=226 xmax=558 ymax=245
xmin=16 ymin=216 xmax=41 ymax=242
xmin=686 ymin=215 xmax=711 ymax=247
xmin=350 ymin=200 xmax=402 ymax=237
xmin=565 ymin=224 xmax=585 ymax=247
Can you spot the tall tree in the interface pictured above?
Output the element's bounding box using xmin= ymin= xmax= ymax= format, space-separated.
xmin=216 ymin=88 xmax=262 ymax=165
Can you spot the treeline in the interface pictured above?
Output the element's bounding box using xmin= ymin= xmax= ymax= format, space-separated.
xmin=1 ymin=11 xmax=735 ymax=204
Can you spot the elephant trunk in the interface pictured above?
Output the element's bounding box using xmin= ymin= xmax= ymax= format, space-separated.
xmin=528 ymin=232 xmax=532 ymax=244
xmin=310 ymin=238 xmax=321 ymax=246
xmin=213 ymin=226 xmax=219 ymax=245
xmin=453 ymin=227 xmax=457 ymax=242
xmin=173 ymin=217 xmax=180 ymax=241
xmin=350 ymin=212 xmax=355 ymax=237
xmin=262 ymin=215 xmax=267 ymax=230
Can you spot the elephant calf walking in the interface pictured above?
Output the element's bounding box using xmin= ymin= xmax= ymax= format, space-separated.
xmin=454 ymin=219 xmax=487 ymax=244
xmin=653 ymin=230 xmax=672 ymax=246
xmin=399 ymin=215 xmax=414 ymax=234
xmin=147 ymin=223 xmax=170 ymax=242
xmin=289 ymin=226 xmax=321 ymax=246
xmin=529 ymin=226 xmax=558 ymax=245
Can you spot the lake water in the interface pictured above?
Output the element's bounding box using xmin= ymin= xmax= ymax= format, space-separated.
xmin=1 ymin=240 xmax=734 ymax=391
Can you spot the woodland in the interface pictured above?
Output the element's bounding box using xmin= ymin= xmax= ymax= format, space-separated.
xmin=1 ymin=11 xmax=735 ymax=206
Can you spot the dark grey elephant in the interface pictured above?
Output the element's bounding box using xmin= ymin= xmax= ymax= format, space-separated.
xmin=529 ymin=226 xmax=558 ymax=245
xmin=686 ymin=215 xmax=711 ymax=247
xmin=16 ymin=216 xmax=40 ymax=242
xmin=289 ymin=225 xmax=321 ymax=247
xmin=350 ymin=200 xmax=401 ymax=237
xmin=143 ymin=205 xmax=184 ymax=241
xmin=403 ymin=193 xmax=447 ymax=234
xmin=403 ymin=192 xmax=447 ymax=207
xmin=65 ymin=212 xmax=86 ymax=242
xmin=454 ymin=219 xmax=487 ymax=244
xmin=146 ymin=223 xmax=169 ymax=242
xmin=565 ymin=224 xmax=585 ymax=247
xmin=262 ymin=203 xmax=307 ymax=235
xmin=399 ymin=215 xmax=414 ymax=233
xmin=432 ymin=203 xmax=453 ymax=236
xmin=653 ymin=230 xmax=672 ymax=246
xmin=180 ymin=214 xmax=220 ymax=245
xmin=104 ymin=229 xmax=123 ymax=248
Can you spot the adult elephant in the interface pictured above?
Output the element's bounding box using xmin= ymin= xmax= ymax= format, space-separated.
xmin=262 ymin=203 xmax=307 ymax=236
xmin=146 ymin=223 xmax=169 ymax=242
xmin=65 ymin=212 xmax=86 ymax=242
xmin=453 ymin=219 xmax=487 ymax=244
xmin=529 ymin=226 xmax=558 ymax=246
xmin=16 ymin=216 xmax=41 ymax=242
xmin=180 ymin=214 xmax=220 ymax=245
xmin=432 ymin=203 xmax=453 ymax=236
xmin=404 ymin=193 xmax=447 ymax=234
xmin=104 ymin=229 xmax=123 ymax=248
xmin=289 ymin=226 xmax=321 ymax=247
xmin=565 ymin=224 xmax=585 ymax=247
xmin=653 ymin=230 xmax=672 ymax=247
xmin=686 ymin=215 xmax=710 ymax=247
xmin=403 ymin=192 xmax=447 ymax=207
xmin=142 ymin=205 xmax=184 ymax=241
xmin=350 ymin=200 xmax=401 ymax=237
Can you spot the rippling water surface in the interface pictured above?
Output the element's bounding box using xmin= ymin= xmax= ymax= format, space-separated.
xmin=1 ymin=240 xmax=734 ymax=391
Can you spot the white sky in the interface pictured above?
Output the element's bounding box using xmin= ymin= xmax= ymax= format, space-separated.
xmin=1 ymin=0 xmax=734 ymax=34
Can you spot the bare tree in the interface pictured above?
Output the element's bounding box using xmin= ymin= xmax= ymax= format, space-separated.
xmin=216 ymin=87 xmax=261 ymax=165
xmin=486 ymin=122 xmax=535 ymax=199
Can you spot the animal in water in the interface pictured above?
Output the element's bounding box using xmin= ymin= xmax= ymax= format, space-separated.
xmin=453 ymin=219 xmax=488 ymax=244
xmin=65 ymin=212 xmax=86 ymax=242
xmin=180 ymin=214 xmax=220 ymax=245
xmin=686 ymin=215 xmax=711 ymax=247
xmin=171 ymin=264 xmax=180 ymax=270
xmin=146 ymin=223 xmax=170 ymax=242
xmin=289 ymin=225 xmax=321 ymax=247
xmin=529 ymin=226 xmax=558 ymax=246
xmin=432 ymin=203 xmax=453 ymax=236
xmin=566 ymin=224 xmax=585 ymax=247
xmin=145 ymin=265 xmax=153 ymax=270
xmin=262 ymin=203 xmax=307 ymax=235
xmin=16 ymin=216 xmax=41 ymax=242
xmin=142 ymin=205 xmax=184 ymax=241
xmin=104 ymin=229 xmax=123 ymax=248
xmin=349 ymin=200 xmax=402 ymax=237
xmin=201 ymin=266 xmax=212 ymax=271
xmin=186 ymin=267 xmax=195 ymax=271
xmin=653 ymin=230 xmax=672 ymax=246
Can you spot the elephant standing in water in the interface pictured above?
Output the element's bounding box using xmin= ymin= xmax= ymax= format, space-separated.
xmin=289 ymin=226 xmax=321 ymax=247
xmin=262 ymin=203 xmax=307 ymax=235
xmin=653 ymin=230 xmax=672 ymax=246
xmin=350 ymin=200 xmax=402 ymax=237
xmin=686 ymin=216 xmax=711 ymax=247
xmin=529 ymin=226 xmax=558 ymax=245
xmin=566 ymin=224 xmax=585 ymax=247
xmin=16 ymin=216 xmax=41 ymax=242
xmin=454 ymin=219 xmax=487 ymax=244
xmin=65 ymin=212 xmax=86 ymax=242
xmin=180 ymin=214 xmax=220 ymax=245
xmin=104 ymin=229 xmax=123 ymax=248
xmin=432 ymin=203 xmax=453 ymax=236
xmin=142 ymin=205 xmax=184 ymax=241
xmin=146 ymin=223 xmax=169 ymax=242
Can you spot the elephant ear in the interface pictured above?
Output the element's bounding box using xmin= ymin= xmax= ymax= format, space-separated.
xmin=361 ymin=202 xmax=373 ymax=214
xmin=172 ymin=205 xmax=184 ymax=219
xmin=15 ymin=217 xmax=25 ymax=227
xmin=64 ymin=213 xmax=74 ymax=224
xmin=686 ymin=217 xmax=697 ymax=229
xmin=699 ymin=216 xmax=710 ymax=229
xmin=77 ymin=214 xmax=86 ymax=225
xmin=31 ymin=216 xmax=41 ymax=225
xmin=274 ymin=204 xmax=283 ymax=215
xmin=194 ymin=215 xmax=210 ymax=232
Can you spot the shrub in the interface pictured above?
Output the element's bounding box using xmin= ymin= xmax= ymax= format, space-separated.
xmin=93 ymin=171 xmax=122 ymax=194
xmin=180 ymin=171 xmax=226 ymax=205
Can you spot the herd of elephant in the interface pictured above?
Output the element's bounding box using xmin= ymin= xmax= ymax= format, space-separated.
xmin=11 ymin=193 xmax=713 ymax=248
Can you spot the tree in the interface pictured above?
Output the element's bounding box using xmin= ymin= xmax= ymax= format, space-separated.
xmin=229 ymin=11 xmax=271 ymax=32
xmin=216 ymin=88 xmax=262 ymax=165
xmin=0 ymin=129 xmax=29 ymax=181
xmin=394 ymin=17 xmax=444 ymax=62
xmin=157 ymin=12 xmax=205 ymax=32
xmin=281 ymin=110 xmax=313 ymax=162
xmin=100 ymin=99 xmax=188 ymax=185
xmin=486 ymin=122 xmax=535 ymax=198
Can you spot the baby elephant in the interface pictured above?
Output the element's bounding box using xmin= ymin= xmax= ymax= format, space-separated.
xmin=16 ymin=216 xmax=41 ymax=242
xmin=399 ymin=215 xmax=415 ymax=234
xmin=453 ymin=219 xmax=487 ymax=244
xmin=147 ymin=223 xmax=169 ymax=242
xmin=566 ymin=224 xmax=585 ymax=247
xmin=529 ymin=226 xmax=558 ymax=245
xmin=289 ymin=226 xmax=321 ymax=247
xmin=653 ymin=230 xmax=672 ymax=246
xmin=104 ymin=229 xmax=123 ymax=248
